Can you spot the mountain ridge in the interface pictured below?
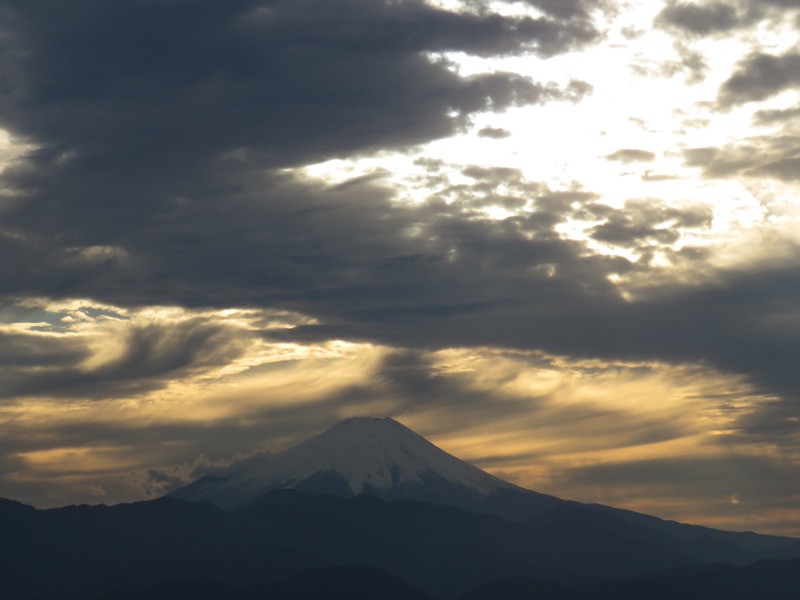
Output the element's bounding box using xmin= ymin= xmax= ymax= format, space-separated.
xmin=4 ymin=417 xmax=799 ymax=599
xmin=166 ymin=418 xmax=794 ymax=555
xmin=168 ymin=416 xmax=800 ymax=561
xmin=2 ymin=487 xmax=799 ymax=600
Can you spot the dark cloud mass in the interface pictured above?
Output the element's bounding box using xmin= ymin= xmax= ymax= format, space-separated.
xmin=0 ymin=0 xmax=600 ymax=310
xmin=0 ymin=0 xmax=593 ymax=243
xmin=0 ymin=319 xmax=248 ymax=400
xmin=656 ymin=2 xmax=742 ymax=35
xmin=656 ymin=0 xmax=800 ymax=37
xmin=588 ymin=200 xmax=711 ymax=247
xmin=525 ymin=0 xmax=598 ymax=19
xmin=719 ymin=51 xmax=800 ymax=106
xmin=0 ymin=0 xmax=602 ymax=398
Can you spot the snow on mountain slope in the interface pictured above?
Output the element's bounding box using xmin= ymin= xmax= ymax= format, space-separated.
xmin=170 ymin=417 xmax=559 ymax=514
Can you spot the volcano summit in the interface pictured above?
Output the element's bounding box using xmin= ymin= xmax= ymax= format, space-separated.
xmin=170 ymin=417 xmax=561 ymax=517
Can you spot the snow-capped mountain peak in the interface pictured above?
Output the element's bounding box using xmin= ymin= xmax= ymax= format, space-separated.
xmin=170 ymin=417 xmax=558 ymax=516
xmin=265 ymin=416 xmax=513 ymax=495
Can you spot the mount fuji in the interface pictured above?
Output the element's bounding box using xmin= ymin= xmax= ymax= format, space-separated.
xmin=168 ymin=417 xmax=800 ymax=562
xmin=4 ymin=417 xmax=800 ymax=600
xmin=170 ymin=417 xmax=561 ymax=519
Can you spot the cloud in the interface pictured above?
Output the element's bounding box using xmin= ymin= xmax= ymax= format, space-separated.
xmin=749 ymin=157 xmax=800 ymax=181
xmin=4 ymin=135 xmax=799 ymax=480
xmin=718 ymin=51 xmax=800 ymax=106
xmin=0 ymin=0 xmax=595 ymax=310
xmin=656 ymin=2 xmax=743 ymax=35
xmin=142 ymin=449 xmax=276 ymax=496
xmin=525 ymin=0 xmax=597 ymax=20
xmin=629 ymin=45 xmax=709 ymax=84
xmin=0 ymin=0 xmax=598 ymax=169
xmin=588 ymin=200 xmax=711 ymax=248
xmin=684 ymin=135 xmax=800 ymax=181
xmin=0 ymin=0 xmax=600 ymax=339
xmin=477 ymin=126 xmax=512 ymax=139
xmin=561 ymin=454 xmax=799 ymax=493
xmin=605 ymin=149 xmax=657 ymax=163
xmin=265 ymin=224 xmax=800 ymax=440
xmin=656 ymin=0 xmax=800 ymax=38
xmin=753 ymin=106 xmax=800 ymax=125
xmin=0 ymin=341 xmax=726 ymax=508
xmin=0 ymin=330 xmax=89 ymax=369
xmin=0 ymin=315 xmax=250 ymax=401
xmin=556 ymin=453 xmax=800 ymax=534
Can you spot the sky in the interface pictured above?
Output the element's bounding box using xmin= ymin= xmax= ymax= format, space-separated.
xmin=1 ymin=0 xmax=800 ymax=536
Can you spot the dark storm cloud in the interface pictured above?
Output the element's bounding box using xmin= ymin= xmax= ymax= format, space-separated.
xmin=0 ymin=0 xmax=601 ymax=417
xmin=719 ymin=51 xmax=800 ymax=106
xmin=605 ymin=149 xmax=656 ymax=163
xmin=656 ymin=2 xmax=742 ymax=35
xmin=266 ymin=207 xmax=800 ymax=443
xmin=524 ymin=0 xmax=600 ymax=19
xmin=0 ymin=0 xmax=598 ymax=154
xmin=237 ymin=186 xmax=716 ymax=354
xmin=0 ymin=319 xmax=248 ymax=401
xmin=0 ymin=0 xmax=595 ymax=261
xmin=602 ymin=264 xmax=800 ymax=437
xmin=656 ymin=0 xmax=800 ymax=37
xmin=588 ymin=200 xmax=711 ymax=248
xmin=0 ymin=331 xmax=89 ymax=369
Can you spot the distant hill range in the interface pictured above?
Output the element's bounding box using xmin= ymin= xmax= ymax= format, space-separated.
xmin=3 ymin=417 xmax=799 ymax=599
